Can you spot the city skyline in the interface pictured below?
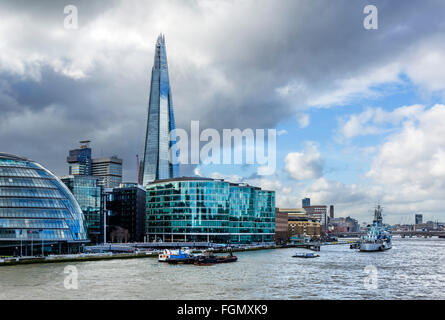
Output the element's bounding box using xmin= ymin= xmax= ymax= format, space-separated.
xmin=1 ymin=1 xmax=445 ymax=223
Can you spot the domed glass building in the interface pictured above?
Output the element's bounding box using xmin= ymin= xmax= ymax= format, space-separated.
xmin=0 ymin=153 xmax=88 ymax=256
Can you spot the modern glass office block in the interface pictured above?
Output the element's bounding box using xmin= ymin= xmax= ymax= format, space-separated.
xmin=146 ymin=177 xmax=275 ymax=243
xmin=0 ymin=153 xmax=88 ymax=255
xmin=142 ymin=34 xmax=179 ymax=186
xmin=61 ymin=175 xmax=102 ymax=244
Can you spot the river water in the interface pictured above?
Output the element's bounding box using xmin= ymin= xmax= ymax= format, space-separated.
xmin=0 ymin=237 xmax=444 ymax=300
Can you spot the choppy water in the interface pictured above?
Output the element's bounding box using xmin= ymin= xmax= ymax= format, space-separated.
xmin=0 ymin=237 xmax=444 ymax=299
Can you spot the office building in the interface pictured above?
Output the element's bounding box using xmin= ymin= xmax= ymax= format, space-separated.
xmin=329 ymin=216 xmax=360 ymax=233
xmin=92 ymin=156 xmax=123 ymax=188
xmin=277 ymin=208 xmax=321 ymax=239
xmin=67 ymin=140 xmax=92 ymax=176
xmin=415 ymin=214 xmax=423 ymax=225
xmin=141 ymin=34 xmax=179 ymax=185
xmin=303 ymin=205 xmax=328 ymax=233
xmin=61 ymin=175 xmax=102 ymax=244
xmin=105 ymin=183 xmax=146 ymax=243
xmin=302 ymin=198 xmax=310 ymax=207
xmin=67 ymin=142 xmax=123 ymax=188
xmin=0 ymin=153 xmax=88 ymax=256
xmin=274 ymin=208 xmax=288 ymax=243
xmin=329 ymin=205 xmax=334 ymax=219
xmin=146 ymin=177 xmax=275 ymax=243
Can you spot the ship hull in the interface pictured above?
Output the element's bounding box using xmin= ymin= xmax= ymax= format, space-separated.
xmin=360 ymin=242 xmax=391 ymax=252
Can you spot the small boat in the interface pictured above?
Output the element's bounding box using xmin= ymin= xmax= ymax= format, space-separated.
xmin=194 ymin=251 xmax=237 ymax=265
xmin=159 ymin=247 xmax=191 ymax=262
xmin=292 ymin=252 xmax=320 ymax=258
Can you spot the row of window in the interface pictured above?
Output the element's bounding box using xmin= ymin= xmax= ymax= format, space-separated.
xmin=147 ymin=227 xmax=275 ymax=234
xmin=0 ymin=177 xmax=56 ymax=188
xmin=148 ymin=212 xmax=274 ymax=221
xmin=0 ymin=167 xmax=51 ymax=179
xmin=147 ymin=221 xmax=275 ymax=228
xmin=0 ymin=159 xmax=39 ymax=169
xmin=0 ymin=228 xmax=74 ymax=240
xmin=0 ymin=219 xmax=68 ymax=229
xmin=0 ymin=187 xmax=63 ymax=199
xmin=0 ymin=208 xmax=72 ymax=219
xmin=0 ymin=198 xmax=67 ymax=209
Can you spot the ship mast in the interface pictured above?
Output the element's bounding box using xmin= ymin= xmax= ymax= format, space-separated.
xmin=373 ymin=204 xmax=383 ymax=226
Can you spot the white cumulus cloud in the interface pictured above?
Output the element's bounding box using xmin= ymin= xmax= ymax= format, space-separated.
xmin=284 ymin=142 xmax=323 ymax=180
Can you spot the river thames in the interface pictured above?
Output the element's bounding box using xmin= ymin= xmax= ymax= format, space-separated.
xmin=0 ymin=237 xmax=444 ymax=300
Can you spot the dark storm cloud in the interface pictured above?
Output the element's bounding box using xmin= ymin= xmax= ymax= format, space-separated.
xmin=0 ymin=0 xmax=444 ymax=181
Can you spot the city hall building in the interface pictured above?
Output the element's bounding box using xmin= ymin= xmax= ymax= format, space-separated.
xmin=146 ymin=177 xmax=275 ymax=243
xmin=0 ymin=153 xmax=89 ymax=256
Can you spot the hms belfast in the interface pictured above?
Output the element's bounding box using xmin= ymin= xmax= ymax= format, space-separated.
xmin=352 ymin=205 xmax=392 ymax=252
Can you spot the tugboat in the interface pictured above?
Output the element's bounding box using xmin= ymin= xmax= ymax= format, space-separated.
xmin=292 ymin=252 xmax=320 ymax=258
xmin=194 ymin=251 xmax=237 ymax=266
xmin=355 ymin=205 xmax=392 ymax=252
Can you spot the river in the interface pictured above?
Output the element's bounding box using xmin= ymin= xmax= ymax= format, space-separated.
xmin=1 ymin=237 xmax=444 ymax=299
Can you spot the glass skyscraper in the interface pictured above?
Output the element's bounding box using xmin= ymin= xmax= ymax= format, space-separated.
xmin=142 ymin=34 xmax=179 ymax=186
xmin=146 ymin=177 xmax=275 ymax=243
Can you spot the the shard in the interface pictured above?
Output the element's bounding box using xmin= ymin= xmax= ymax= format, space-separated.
xmin=141 ymin=34 xmax=179 ymax=185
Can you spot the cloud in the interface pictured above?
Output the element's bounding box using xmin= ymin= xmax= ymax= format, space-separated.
xmin=284 ymin=142 xmax=323 ymax=180
xmin=339 ymin=104 xmax=425 ymax=139
xmin=297 ymin=113 xmax=310 ymax=128
xmin=363 ymin=104 xmax=445 ymax=217
xmin=1 ymin=0 xmax=445 ymax=184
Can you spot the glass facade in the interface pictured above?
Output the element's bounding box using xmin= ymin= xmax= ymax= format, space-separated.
xmin=146 ymin=178 xmax=275 ymax=243
xmin=0 ymin=153 xmax=88 ymax=255
xmin=61 ymin=176 xmax=102 ymax=244
xmin=142 ymin=34 xmax=179 ymax=186
xmin=105 ymin=184 xmax=146 ymax=243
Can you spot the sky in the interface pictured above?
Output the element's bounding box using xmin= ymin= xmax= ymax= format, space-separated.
xmin=1 ymin=0 xmax=445 ymax=224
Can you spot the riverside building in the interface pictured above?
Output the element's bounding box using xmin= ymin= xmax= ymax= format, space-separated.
xmin=105 ymin=183 xmax=146 ymax=243
xmin=146 ymin=177 xmax=275 ymax=243
xmin=61 ymin=175 xmax=102 ymax=244
xmin=0 ymin=153 xmax=88 ymax=255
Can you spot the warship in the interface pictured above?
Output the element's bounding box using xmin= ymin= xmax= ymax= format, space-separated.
xmin=352 ymin=205 xmax=392 ymax=252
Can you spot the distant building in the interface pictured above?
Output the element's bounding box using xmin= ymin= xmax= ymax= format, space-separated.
xmin=61 ymin=175 xmax=103 ymax=244
xmin=329 ymin=216 xmax=360 ymax=233
xmin=415 ymin=214 xmax=423 ymax=225
xmin=92 ymin=156 xmax=123 ymax=188
xmin=302 ymin=198 xmax=311 ymax=207
xmin=329 ymin=205 xmax=334 ymax=219
xmin=105 ymin=183 xmax=146 ymax=243
xmin=274 ymin=208 xmax=288 ymax=243
xmin=67 ymin=141 xmax=92 ymax=176
xmin=67 ymin=142 xmax=123 ymax=188
xmin=277 ymin=208 xmax=321 ymax=239
xmin=303 ymin=205 xmax=327 ymax=233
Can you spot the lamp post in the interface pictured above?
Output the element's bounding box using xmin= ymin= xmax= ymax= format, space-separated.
xmin=30 ymin=229 xmax=33 ymax=256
